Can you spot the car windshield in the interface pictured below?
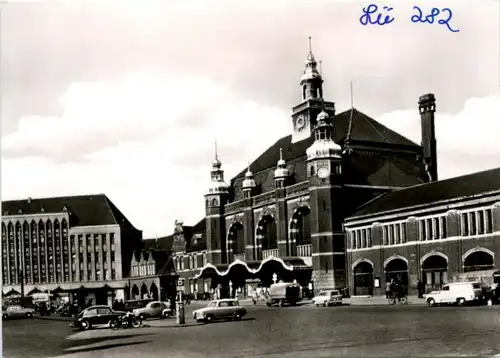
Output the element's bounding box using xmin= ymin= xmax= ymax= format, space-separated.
xmin=331 ymin=290 xmax=339 ymax=295
xmin=207 ymin=302 xmax=217 ymax=308
xmin=318 ymin=292 xmax=327 ymax=296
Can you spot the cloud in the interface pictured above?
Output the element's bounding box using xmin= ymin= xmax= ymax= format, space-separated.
xmin=376 ymin=94 xmax=500 ymax=178
xmin=2 ymin=81 xmax=499 ymax=239
xmin=1 ymin=73 xmax=290 ymax=236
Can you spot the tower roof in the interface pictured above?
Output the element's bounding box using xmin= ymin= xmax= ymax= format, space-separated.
xmin=300 ymin=36 xmax=322 ymax=83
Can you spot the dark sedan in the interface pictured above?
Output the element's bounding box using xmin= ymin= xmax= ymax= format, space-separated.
xmin=71 ymin=305 xmax=125 ymax=330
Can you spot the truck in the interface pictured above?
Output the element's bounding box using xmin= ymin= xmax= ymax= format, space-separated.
xmin=266 ymin=282 xmax=302 ymax=307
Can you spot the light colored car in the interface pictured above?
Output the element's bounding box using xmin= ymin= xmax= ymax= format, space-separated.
xmin=312 ymin=290 xmax=343 ymax=307
xmin=133 ymin=301 xmax=169 ymax=319
xmin=2 ymin=305 xmax=35 ymax=319
xmin=426 ymin=282 xmax=484 ymax=307
xmin=193 ymin=299 xmax=247 ymax=323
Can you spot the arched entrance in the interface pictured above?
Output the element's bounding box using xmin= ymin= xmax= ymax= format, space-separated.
xmin=291 ymin=206 xmax=311 ymax=256
xmin=140 ymin=284 xmax=148 ymax=299
xmin=422 ymin=254 xmax=448 ymax=292
xmin=464 ymin=250 xmax=494 ymax=272
xmin=256 ymin=258 xmax=293 ymax=287
xmin=150 ymin=283 xmax=159 ymax=300
xmin=385 ymin=258 xmax=408 ymax=292
xmin=131 ymin=285 xmax=139 ymax=300
xmin=257 ymin=215 xmax=277 ymax=259
xmin=228 ymin=222 xmax=245 ymax=261
xmin=353 ymin=261 xmax=374 ymax=296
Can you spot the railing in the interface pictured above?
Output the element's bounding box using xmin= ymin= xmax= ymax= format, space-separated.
xmin=285 ymin=181 xmax=309 ymax=197
xmin=296 ymin=244 xmax=312 ymax=257
xmin=233 ymin=253 xmax=246 ymax=262
xmin=225 ymin=199 xmax=246 ymax=213
xmin=252 ymin=191 xmax=276 ymax=206
xmin=262 ymin=249 xmax=278 ymax=259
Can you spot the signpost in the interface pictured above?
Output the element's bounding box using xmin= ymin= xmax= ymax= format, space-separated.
xmin=176 ymin=278 xmax=185 ymax=324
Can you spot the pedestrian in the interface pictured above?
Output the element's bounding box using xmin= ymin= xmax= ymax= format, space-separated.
xmin=385 ymin=280 xmax=392 ymax=299
xmin=112 ymin=299 xmax=118 ymax=311
xmin=417 ymin=279 xmax=424 ymax=298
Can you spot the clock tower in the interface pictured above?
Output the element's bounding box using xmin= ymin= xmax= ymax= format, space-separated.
xmin=291 ymin=37 xmax=336 ymax=143
xmin=306 ymin=110 xmax=345 ymax=290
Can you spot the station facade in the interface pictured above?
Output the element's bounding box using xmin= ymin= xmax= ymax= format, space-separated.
xmin=345 ymin=168 xmax=500 ymax=296
xmin=169 ymin=41 xmax=446 ymax=298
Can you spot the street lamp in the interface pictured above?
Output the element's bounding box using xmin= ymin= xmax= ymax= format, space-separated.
xmin=272 ymin=273 xmax=277 ymax=284
xmin=229 ymin=281 xmax=233 ymax=298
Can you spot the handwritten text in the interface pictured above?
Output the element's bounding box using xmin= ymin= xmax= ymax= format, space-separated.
xmin=359 ymin=4 xmax=460 ymax=33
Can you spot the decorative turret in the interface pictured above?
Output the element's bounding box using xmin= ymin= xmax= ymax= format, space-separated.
xmin=242 ymin=163 xmax=256 ymax=198
xmin=207 ymin=142 xmax=229 ymax=195
xmin=306 ymin=110 xmax=341 ymax=161
xmin=300 ymin=37 xmax=323 ymax=101
xmin=274 ymin=148 xmax=289 ymax=188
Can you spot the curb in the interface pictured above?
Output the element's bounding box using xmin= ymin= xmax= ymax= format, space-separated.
xmin=34 ymin=315 xmax=73 ymax=322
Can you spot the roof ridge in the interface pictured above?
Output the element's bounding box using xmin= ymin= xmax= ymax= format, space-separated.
xmin=2 ymin=193 xmax=107 ymax=203
xmin=102 ymin=194 xmax=120 ymax=225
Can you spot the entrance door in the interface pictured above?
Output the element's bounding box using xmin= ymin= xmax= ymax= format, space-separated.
xmin=353 ymin=262 xmax=374 ymax=296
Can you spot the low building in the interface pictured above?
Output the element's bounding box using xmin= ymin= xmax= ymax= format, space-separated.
xmin=344 ymin=168 xmax=500 ymax=296
xmin=128 ymin=248 xmax=177 ymax=301
xmin=1 ymin=194 xmax=143 ymax=305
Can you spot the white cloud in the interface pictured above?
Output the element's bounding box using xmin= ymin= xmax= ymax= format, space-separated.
xmin=1 ymin=73 xmax=290 ymax=237
xmin=376 ymin=94 xmax=500 ymax=178
xmin=2 ymin=73 xmax=499 ymax=237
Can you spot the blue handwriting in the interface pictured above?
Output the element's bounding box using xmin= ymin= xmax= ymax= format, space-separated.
xmin=359 ymin=4 xmax=460 ymax=33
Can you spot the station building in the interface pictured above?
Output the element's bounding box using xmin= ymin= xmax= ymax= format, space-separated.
xmin=345 ymin=168 xmax=500 ymax=296
xmin=1 ymin=194 xmax=143 ymax=305
xmin=169 ymin=42 xmax=446 ymax=298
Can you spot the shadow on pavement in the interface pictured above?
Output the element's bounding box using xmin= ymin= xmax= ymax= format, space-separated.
xmin=61 ymin=340 xmax=152 ymax=355
xmin=154 ymin=317 xmax=256 ymax=328
xmin=62 ymin=333 xmax=153 ymax=349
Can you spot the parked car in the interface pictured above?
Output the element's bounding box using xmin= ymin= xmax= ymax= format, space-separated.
xmin=2 ymin=305 xmax=35 ymax=319
xmin=133 ymin=301 xmax=169 ymax=319
xmin=266 ymin=282 xmax=302 ymax=307
xmin=70 ymin=305 xmax=125 ymax=330
xmin=426 ymin=282 xmax=484 ymax=307
xmin=123 ymin=299 xmax=153 ymax=312
xmin=312 ymin=289 xmax=343 ymax=307
xmin=192 ymin=299 xmax=247 ymax=323
xmin=162 ymin=301 xmax=175 ymax=318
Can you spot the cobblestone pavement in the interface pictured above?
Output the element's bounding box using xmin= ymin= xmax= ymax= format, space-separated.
xmin=3 ymin=304 xmax=500 ymax=358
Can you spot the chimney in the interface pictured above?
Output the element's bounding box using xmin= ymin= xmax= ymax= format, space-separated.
xmin=418 ymin=93 xmax=438 ymax=182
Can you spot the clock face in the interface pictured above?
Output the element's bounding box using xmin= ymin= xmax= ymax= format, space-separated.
xmin=296 ymin=115 xmax=306 ymax=131
xmin=317 ymin=167 xmax=330 ymax=179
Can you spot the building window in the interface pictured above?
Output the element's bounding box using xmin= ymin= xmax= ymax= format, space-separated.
xmin=461 ymin=213 xmax=469 ymax=236
xmin=439 ymin=217 xmax=446 ymax=239
xmin=111 ymin=251 xmax=115 ymax=262
xmin=432 ymin=218 xmax=438 ymax=239
xmin=104 ymin=269 xmax=108 ymax=280
xmin=477 ymin=210 xmax=485 ymax=235
xmin=394 ymin=224 xmax=400 ymax=245
xmin=111 ymin=269 xmax=116 ymax=279
xmin=110 ymin=233 xmax=115 ymax=244
xmin=383 ymin=226 xmax=388 ymax=246
xmin=485 ymin=209 xmax=493 ymax=234
xmin=388 ymin=225 xmax=394 ymax=245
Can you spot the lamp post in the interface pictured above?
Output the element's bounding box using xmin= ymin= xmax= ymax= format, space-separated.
xmin=272 ymin=273 xmax=277 ymax=284
xmin=229 ymin=281 xmax=233 ymax=298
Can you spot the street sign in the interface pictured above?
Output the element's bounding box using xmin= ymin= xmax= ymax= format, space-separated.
xmin=177 ymin=278 xmax=185 ymax=292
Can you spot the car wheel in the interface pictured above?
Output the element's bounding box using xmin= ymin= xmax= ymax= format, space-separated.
xmin=278 ymin=300 xmax=284 ymax=307
xmin=140 ymin=314 xmax=145 ymax=321
xmin=2 ymin=314 xmax=8 ymax=320
xmin=457 ymin=298 xmax=466 ymax=307
xmin=25 ymin=312 xmax=33 ymax=318
xmin=81 ymin=320 xmax=92 ymax=330
xmin=234 ymin=313 xmax=242 ymax=321
xmin=110 ymin=319 xmax=119 ymax=330
xmin=427 ymin=298 xmax=436 ymax=307
xmin=323 ymin=301 xmax=329 ymax=307
xmin=204 ymin=315 xmax=214 ymax=324
xmin=315 ymin=304 xmax=320 ymax=307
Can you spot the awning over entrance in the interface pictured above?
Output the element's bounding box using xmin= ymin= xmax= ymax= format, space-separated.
xmin=195 ymin=256 xmax=312 ymax=279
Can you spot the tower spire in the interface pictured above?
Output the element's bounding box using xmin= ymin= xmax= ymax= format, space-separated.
xmin=308 ymin=36 xmax=312 ymax=54
xmin=346 ymin=81 xmax=354 ymax=142
xmin=214 ymin=140 xmax=218 ymax=160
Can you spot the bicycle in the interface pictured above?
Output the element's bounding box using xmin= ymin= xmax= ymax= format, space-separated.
xmin=388 ymin=291 xmax=408 ymax=305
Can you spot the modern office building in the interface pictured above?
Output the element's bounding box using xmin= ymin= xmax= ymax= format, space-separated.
xmin=1 ymin=194 xmax=142 ymax=305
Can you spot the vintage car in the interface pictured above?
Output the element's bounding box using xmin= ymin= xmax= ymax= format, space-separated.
xmin=312 ymin=289 xmax=343 ymax=307
xmin=2 ymin=305 xmax=35 ymax=319
xmin=70 ymin=305 xmax=125 ymax=330
xmin=133 ymin=301 xmax=170 ymax=319
xmin=192 ymin=299 xmax=247 ymax=323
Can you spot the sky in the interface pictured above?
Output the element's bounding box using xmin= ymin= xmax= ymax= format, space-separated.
xmin=1 ymin=0 xmax=499 ymax=238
